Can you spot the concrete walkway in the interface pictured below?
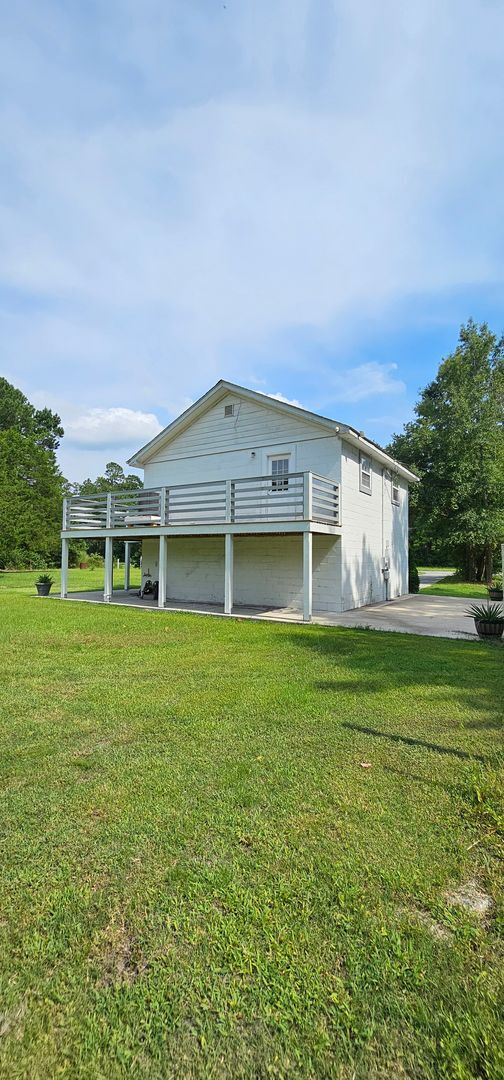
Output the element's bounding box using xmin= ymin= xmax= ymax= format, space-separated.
xmin=57 ymin=589 xmax=480 ymax=640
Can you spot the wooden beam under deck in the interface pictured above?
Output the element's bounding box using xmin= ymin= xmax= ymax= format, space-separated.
xmin=61 ymin=520 xmax=341 ymax=542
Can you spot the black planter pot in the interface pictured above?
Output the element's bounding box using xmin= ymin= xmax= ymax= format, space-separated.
xmin=488 ymin=589 xmax=504 ymax=601
xmin=36 ymin=583 xmax=52 ymax=596
xmin=474 ymin=619 xmax=504 ymax=639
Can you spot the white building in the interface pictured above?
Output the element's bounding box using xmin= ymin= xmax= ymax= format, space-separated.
xmin=60 ymin=381 xmax=419 ymax=621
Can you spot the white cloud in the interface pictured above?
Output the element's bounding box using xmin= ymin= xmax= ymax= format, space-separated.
xmin=327 ymin=363 xmax=405 ymax=405
xmin=1 ymin=0 xmax=503 ymax=479
xmin=65 ymin=407 xmax=162 ymax=449
xmin=267 ymin=392 xmax=305 ymax=408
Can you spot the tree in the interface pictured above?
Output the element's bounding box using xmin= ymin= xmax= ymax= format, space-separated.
xmin=78 ymin=462 xmax=142 ymax=495
xmin=76 ymin=463 xmax=142 ymax=565
xmin=0 ymin=378 xmax=63 ymax=451
xmin=0 ymin=399 xmax=65 ymax=568
xmin=387 ymin=320 xmax=504 ymax=581
xmin=0 ymin=378 xmax=65 ymax=567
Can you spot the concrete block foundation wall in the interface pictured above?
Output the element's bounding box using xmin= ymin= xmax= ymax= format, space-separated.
xmin=141 ymin=535 xmax=342 ymax=613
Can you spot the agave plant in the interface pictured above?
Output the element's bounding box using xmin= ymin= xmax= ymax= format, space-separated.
xmin=37 ymin=573 xmax=54 ymax=585
xmin=465 ymin=602 xmax=504 ymax=623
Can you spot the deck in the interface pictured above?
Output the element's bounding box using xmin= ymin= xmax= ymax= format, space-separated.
xmin=60 ymin=472 xmax=341 ymax=622
xmin=61 ymin=471 xmax=340 ymax=538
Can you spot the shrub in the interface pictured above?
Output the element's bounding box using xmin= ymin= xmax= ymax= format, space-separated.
xmin=464 ymin=602 xmax=504 ymax=623
xmin=37 ymin=574 xmax=54 ymax=586
xmin=69 ymin=545 xmax=88 ymax=568
xmin=86 ymin=553 xmax=104 ymax=568
xmin=408 ymin=559 xmax=420 ymax=594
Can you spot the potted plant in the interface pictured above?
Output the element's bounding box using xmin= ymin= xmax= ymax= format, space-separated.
xmin=36 ymin=574 xmax=54 ymax=597
xmin=488 ymin=573 xmax=503 ymax=602
xmin=465 ymin=601 xmax=504 ymax=639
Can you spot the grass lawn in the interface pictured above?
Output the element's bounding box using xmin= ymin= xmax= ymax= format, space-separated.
xmin=0 ymin=564 xmax=141 ymax=595
xmin=0 ymin=591 xmax=503 ymax=1078
xmin=421 ymin=575 xmax=490 ymax=601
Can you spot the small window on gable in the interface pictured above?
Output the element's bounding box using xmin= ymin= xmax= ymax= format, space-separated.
xmin=392 ymin=480 xmax=400 ymax=505
xmin=359 ymin=453 xmax=372 ymax=494
xmin=224 ymin=403 xmax=234 ymax=417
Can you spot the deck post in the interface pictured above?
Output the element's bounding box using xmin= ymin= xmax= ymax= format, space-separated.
xmin=160 ymin=487 xmax=168 ymax=526
xmin=303 ymin=472 xmax=313 ymax=520
xmin=124 ymin=542 xmax=131 ymax=591
xmin=61 ymin=537 xmax=69 ymax=598
xmin=225 ymin=479 xmax=232 ymax=522
xmin=224 ymin=532 xmax=234 ymax=614
xmin=303 ymin=530 xmax=313 ymax=622
xmin=158 ymin=535 xmax=167 ymax=608
xmin=104 ymin=537 xmax=113 ymax=602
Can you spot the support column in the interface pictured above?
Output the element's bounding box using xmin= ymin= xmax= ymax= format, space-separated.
xmin=303 ymin=530 xmax=313 ymax=623
xmin=224 ymin=532 xmax=234 ymax=614
xmin=104 ymin=537 xmax=113 ymax=602
xmin=61 ymin=538 xmax=69 ymax=598
xmin=158 ymin=535 xmax=167 ymax=609
xmin=124 ymin=541 xmax=131 ymax=591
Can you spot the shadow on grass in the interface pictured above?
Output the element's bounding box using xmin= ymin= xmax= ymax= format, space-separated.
xmin=382 ymin=764 xmax=457 ymax=792
xmin=285 ymin=625 xmax=502 ymax=691
xmin=284 ymin=626 xmax=502 ymax=762
xmin=343 ymin=722 xmax=487 ymax=763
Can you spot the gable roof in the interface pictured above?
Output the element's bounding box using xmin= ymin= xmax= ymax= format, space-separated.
xmin=128 ymin=379 xmax=419 ymax=483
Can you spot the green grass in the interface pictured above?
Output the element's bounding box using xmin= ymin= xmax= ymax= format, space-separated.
xmin=0 ymin=564 xmax=141 ymax=594
xmin=0 ymin=590 xmax=503 ymax=1079
xmin=421 ymin=574 xmax=490 ymax=600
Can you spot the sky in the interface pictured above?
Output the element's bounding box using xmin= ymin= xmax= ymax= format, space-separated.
xmin=1 ymin=0 xmax=503 ymax=481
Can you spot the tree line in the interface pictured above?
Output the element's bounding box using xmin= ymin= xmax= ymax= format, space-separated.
xmin=386 ymin=320 xmax=503 ymax=581
xmin=1 ymin=319 xmax=503 ymax=577
xmin=0 ymin=379 xmax=141 ymax=568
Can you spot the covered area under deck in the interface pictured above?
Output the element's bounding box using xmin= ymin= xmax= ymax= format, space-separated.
xmin=55 ymin=590 xmax=325 ymax=623
xmin=60 ymin=523 xmax=341 ymax=623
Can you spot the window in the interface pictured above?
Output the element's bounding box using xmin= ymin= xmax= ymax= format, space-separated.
xmin=359 ymin=453 xmax=372 ymax=494
xmin=270 ymin=455 xmax=290 ymax=491
xmin=392 ymin=480 xmax=400 ymax=505
xmin=224 ymin=403 xmax=234 ymax=417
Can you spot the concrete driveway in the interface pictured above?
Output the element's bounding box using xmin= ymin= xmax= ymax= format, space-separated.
xmin=419 ymin=570 xmax=454 ymax=589
xmin=316 ymin=593 xmax=478 ymax=640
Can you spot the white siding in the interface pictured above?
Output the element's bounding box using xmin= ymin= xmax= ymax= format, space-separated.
xmin=340 ymin=441 xmax=409 ymax=611
xmin=144 ymin=393 xmax=340 ymax=489
xmin=136 ymin=393 xmax=410 ymax=616
xmin=141 ymin=535 xmax=341 ymax=613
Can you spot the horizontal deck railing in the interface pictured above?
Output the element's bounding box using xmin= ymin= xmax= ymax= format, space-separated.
xmin=63 ymin=472 xmax=340 ymax=530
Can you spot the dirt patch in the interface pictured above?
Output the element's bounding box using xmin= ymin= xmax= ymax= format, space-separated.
xmin=94 ymin=915 xmax=147 ymax=988
xmin=398 ymin=907 xmax=453 ymax=945
xmin=0 ymin=999 xmax=27 ymax=1039
xmin=445 ymin=880 xmax=494 ymax=919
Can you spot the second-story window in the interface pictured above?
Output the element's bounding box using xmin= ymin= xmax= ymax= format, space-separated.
xmin=392 ymin=480 xmax=400 ymax=504
xmin=359 ymin=453 xmax=372 ymax=494
xmin=270 ymin=455 xmax=290 ymax=491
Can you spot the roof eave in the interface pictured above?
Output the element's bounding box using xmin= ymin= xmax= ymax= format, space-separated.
xmin=340 ymin=428 xmax=420 ymax=483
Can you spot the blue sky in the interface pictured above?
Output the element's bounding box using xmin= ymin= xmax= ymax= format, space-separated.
xmin=1 ymin=0 xmax=503 ymax=480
